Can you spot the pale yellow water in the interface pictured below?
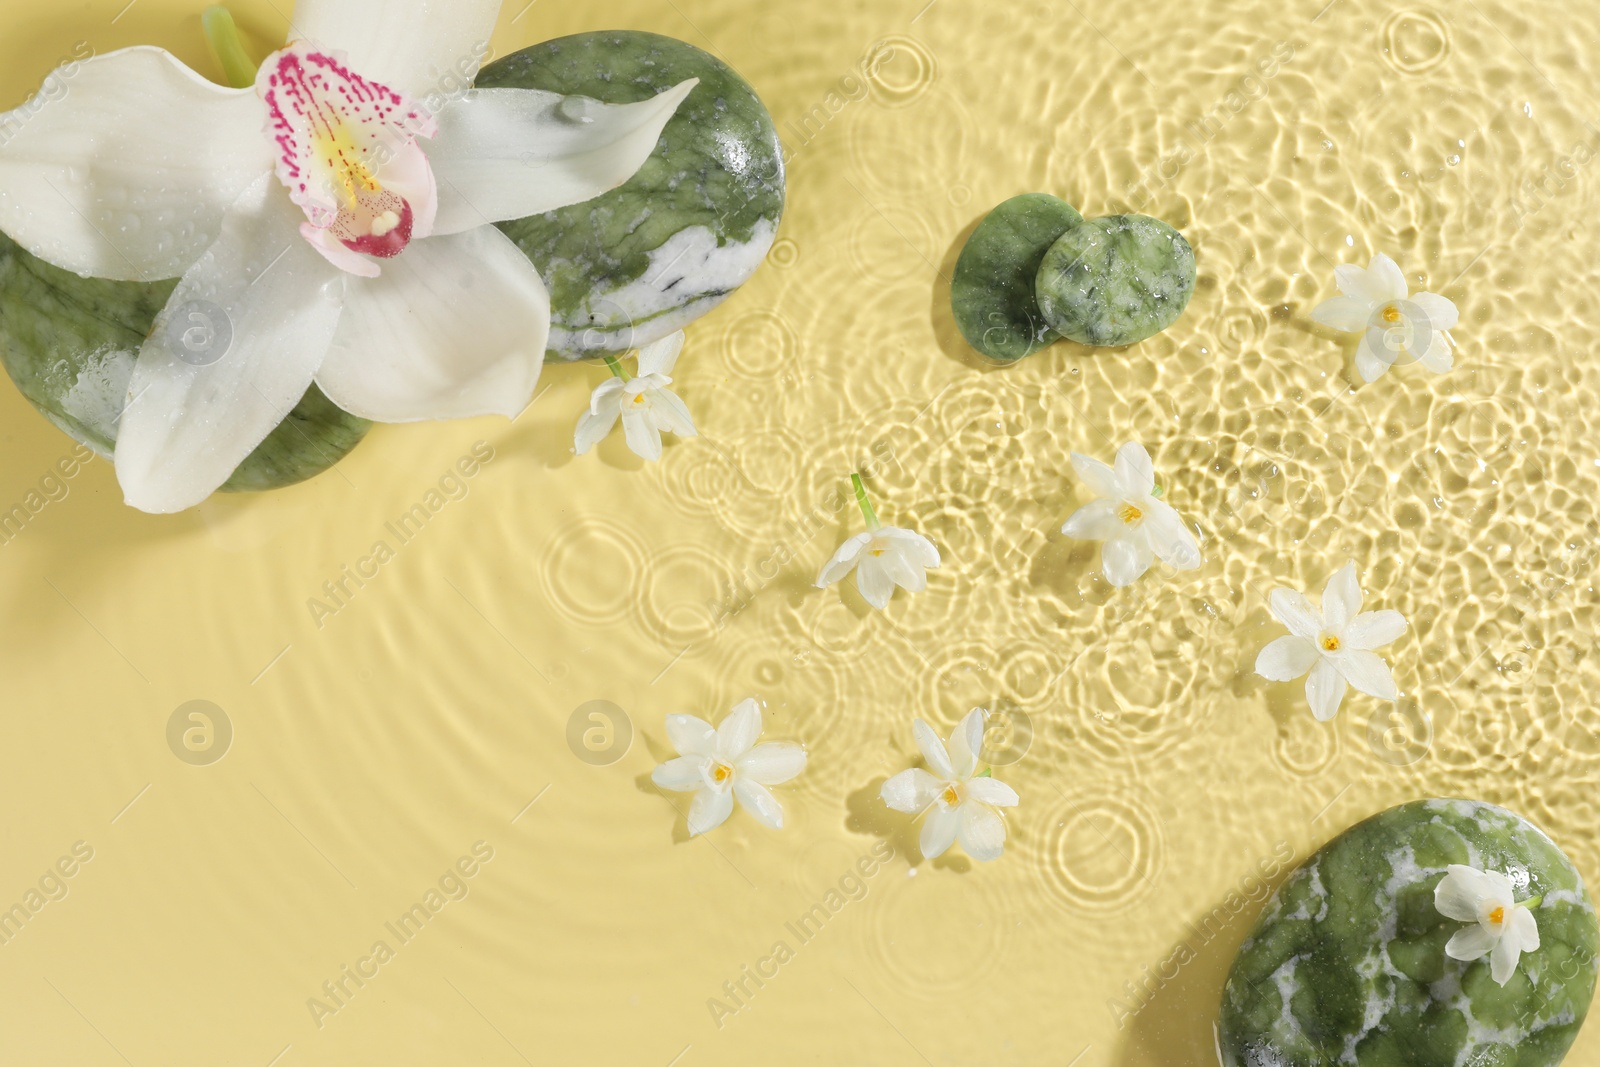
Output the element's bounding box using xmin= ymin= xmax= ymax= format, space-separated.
xmin=1 ymin=0 xmax=1598 ymax=1063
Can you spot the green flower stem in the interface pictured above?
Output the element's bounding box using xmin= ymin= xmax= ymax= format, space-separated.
xmin=851 ymin=472 xmax=880 ymax=531
xmin=602 ymin=354 xmax=630 ymax=381
xmin=202 ymin=6 xmax=258 ymax=88
xmin=1523 ymin=894 xmax=1544 ymax=909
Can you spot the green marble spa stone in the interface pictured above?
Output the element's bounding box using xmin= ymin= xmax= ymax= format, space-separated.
xmin=949 ymin=193 xmax=1084 ymax=361
xmin=1220 ymin=798 xmax=1599 ymax=1067
xmin=1034 ymin=214 xmax=1195 ymax=346
xmin=477 ymin=31 xmax=785 ymax=361
xmin=0 ymin=231 xmax=369 ymax=492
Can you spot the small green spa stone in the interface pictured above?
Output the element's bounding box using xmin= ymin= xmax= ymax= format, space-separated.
xmin=477 ymin=32 xmax=785 ymax=361
xmin=950 ymin=193 xmax=1084 ymax=361
xmin=1220 ymin=799 xmax=1599 ymax=1067
xmin=0 ymin=232 xmax=370 ymax=493
xmin=1034 ymin=214 xmax=1194 ymax=346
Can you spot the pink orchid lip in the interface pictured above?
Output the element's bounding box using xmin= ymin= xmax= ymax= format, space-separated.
xmin=257 ymin=42 xmax=439 ymax=274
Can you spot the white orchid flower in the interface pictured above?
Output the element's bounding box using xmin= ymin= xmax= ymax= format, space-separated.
xmin=573 ymin=330 xmax=696 ymax=461
xmin=650 ymin=698 xmax=806 ymax=837
xmin=1310 ymin=252 xmax=1459 ymax=383
xmin=1061 ymin=441 xmax=1201 ymax=587
xmin=815 ymin=473 xmax=939 ymax=610
xmin=881 ymin=708 xmax=1018 ymax=862
xmin=0 ymin=0 xmax=696 ymax=512
xmin=1433 ymin=864 xmax=1542 ymax=986
xmin=1254 ymin=562 xmax=1406 ymax=721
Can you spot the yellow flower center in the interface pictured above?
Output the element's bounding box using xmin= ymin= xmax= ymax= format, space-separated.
xmin=941 ymin=784 xmax=961 ymax=806
xmin=313 ymin=119 xmax=383 ymax=209
xmin=711 ymin=762 xmax=733 ymax=784
xmin=1321 ymin=634 xmax=1342 ymax=652
xmin=1381 ymin=303 xmax=1403 ymax=324
xmin=1118 ymin=503 xmax=1143 ymax=525
xmin=1488 ymin=905 xmax=1505 ymax=926
xmin=631 ymin=392 xmax=647 ymax=406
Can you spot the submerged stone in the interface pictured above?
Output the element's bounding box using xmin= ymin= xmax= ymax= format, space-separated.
xmin=1034 ymin=214 xmax=1194 ymax=346
xmin=478 ymin=31 xmax=785 ymax=361
xmin=1220 ymin=798 xmax=1599 ymax=1067
xmin=0 ymin=232 xmax=369 ymax=493
xmin=950 ymin=193 xmax=1084 ymax=361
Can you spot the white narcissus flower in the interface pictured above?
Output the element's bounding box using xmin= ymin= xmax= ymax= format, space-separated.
xmin=881 ymin=708 xmax=1019 ymax=862
xmin=816 ymin=473 xmax=939 ymax=610
xmin=0 ymin=0 xmax=697 ymax=512
xmin=1433 ymin=864 xmax=1542 ymax=986
xmin=1254 ymin=562 xmax=1406 ymax=721
xmin=1310 ymin=252 xmax=1459 ymax=383
xmin=650 ymin=698 xmax=806 ymax=837
xmin=573 ymin=330 xmax=696 ymax=461
xmin=1061 ymin=441 xmax=1201 ymax=587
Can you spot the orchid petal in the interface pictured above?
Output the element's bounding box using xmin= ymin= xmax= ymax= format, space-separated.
xmin=1435 ymin=867 xmax=1491 ymax=922
xmin=1366 ymin=253 xmax=1409 ymax=301
xmin=1412 ymin=328 xmax=1454 ymax=374
xmin=636 ymin=331 xmax=684 ymax=377
xmin=878 ymin=528 xmax=940 ymax=568
xmin=1256 ymin=636 xmax=1318 ymax=682
xmin=289 ymin=0 xmax=501 ymax=98
xmin=620 ymin=407 xmax=663 ymax=461
xmin=881 ymin=768 xmax=943 ymax=814
xmin=716 ymin=699 xmax=762 ymax=760
xmin=948 ymin=708 xmax=985 ymax=779
xmin=1062 ymin=498 xmax=1119 ymax=541
xmin=912 ymin=719 xmax=955 ymax=780
xmin=1510 ymin=905 xmax=1540 ymax=953
xmin=1311 ymin=295 xmax=1372 ymax=333
xmin=920 ymin=805 xmax=961 ymax=859
xmin=877 ymin=543 xmax=928 ymax=593
xmin=687 ymin=787 xmax=734 ymax=836
xmin=256 ymin=43 xmax=438 ymax=239
xmin=1070 ymin=452 xmax=1119 ymax=498
xmin=967 ymin=777 xmax=1019 ymax=807
xmin=1355 ymin=332 xmax=1396 ymax=382
xmin=665 ymin=714 xmax=715 ymax=757
xmin=574 ymin=383 xmax=623 ymax=454
xmin=854 ymin=556 xmax=894 ymax=609
xmin=1410 ymin=290 xmax=1459 ymax=330
xmin=736 ymin=742 xmax=806 ymax=786
xmin=733 ymin=780 xmax=785 ymax=829
xmin=313 ymin=226 xmax=549 ymax=421
xmin=429 ymin=81 xmax=699 ymax=235
xmin=114 ymin=176 xmax=343 ymax=513
xmin=651 ymin=755 xmax=705 ymax=792
xmin=1334 ymin=649 xmax=1398 ymax=700
xmin=1344 ymin=610 xmax=1407 ymax=650
xmin=0 ymin=47 xmax=273 ymax=281
xmin=1306 ymin=657 xmax=1347 ymax=721
xmin=1143 ymin=499 xmax=1201 ymax=570
xmin=1113 ymin=441 xmax=1155 ymax=496
xmin=817 ymin=532 xmax=870 ymax=587
xmin=1322 ymin=562 xmax=1362 ymax=631
xmin=1446 ymin=924 xmax=1497 ymax=962
xmin=1102 ymin=534 xmax=1153 ymax=587
xmin=1490 ymin=931 xmax=1522 ymax=985
xmin=645 ymin=387 xmax=697 ymax=439
xmin=957 ymin=802 xmax=1007 ymax=861
xmin=1269 ymin=588 xmax=1323 ymax=639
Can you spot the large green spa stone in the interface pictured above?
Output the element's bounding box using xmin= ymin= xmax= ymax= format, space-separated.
xmin=1034 ymin=214 xmax=1194 ymax=346
xmin=950 ymin=193 xmax=1084 ymax=361
xmin=1220 ymin=799 xmax=1599 ymax=1067
xmin=0 ymin=232 xmax=369 ymax=493
xmin=477 ymin=31 xmax=784 ymax=361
